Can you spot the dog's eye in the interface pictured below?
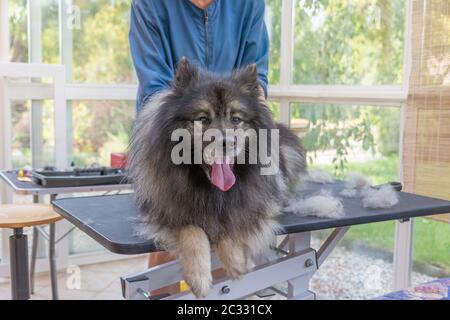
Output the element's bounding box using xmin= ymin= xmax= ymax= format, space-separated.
xmin=231 ymin=116 xmax=242 ymax=125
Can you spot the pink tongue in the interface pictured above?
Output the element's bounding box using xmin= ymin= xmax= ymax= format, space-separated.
xmin=211 ymin=160 xmax=236 ymax=192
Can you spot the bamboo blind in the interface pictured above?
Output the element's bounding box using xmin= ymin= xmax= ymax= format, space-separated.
xmin=403 ymin=0 xmax=450 ymax=223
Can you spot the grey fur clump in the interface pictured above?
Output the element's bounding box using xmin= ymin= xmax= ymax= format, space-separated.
xmin=361 ymin=185 xmax=399 ymax=209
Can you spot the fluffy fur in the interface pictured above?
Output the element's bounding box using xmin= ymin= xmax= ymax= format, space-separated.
xmin=361 ymin=185 xmax=399 ymax=209
xmin=345 ymin=172 xmax=373 ymax=190
xmin=305 ymin=169 xmax=334 ymax=184
xmin=286 ymin=189 xmax=344 ymax=219
xmin=128 ymin=59 xmax=306 ymax=297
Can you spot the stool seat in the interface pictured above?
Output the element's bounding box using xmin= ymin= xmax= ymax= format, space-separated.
xmin=0 ymin=204 xmax=62 ymax=228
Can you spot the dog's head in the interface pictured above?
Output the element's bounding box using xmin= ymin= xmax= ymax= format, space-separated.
xmin=165 ymin=58 xmax=276 ymax=192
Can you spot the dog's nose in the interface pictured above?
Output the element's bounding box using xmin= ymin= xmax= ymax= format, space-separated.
xmin=222 ymin=136 xmax=235 ymax=149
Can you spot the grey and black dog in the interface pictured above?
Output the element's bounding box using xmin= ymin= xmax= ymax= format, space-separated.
xmin=128 ymin=58 xmax=306 ymax=298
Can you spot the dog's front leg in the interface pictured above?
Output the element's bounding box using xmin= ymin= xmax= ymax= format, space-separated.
xmin=173 ymin=225 xmax=212 ymax=298
xmin=215 ymin=237 xmax=248 ymax=279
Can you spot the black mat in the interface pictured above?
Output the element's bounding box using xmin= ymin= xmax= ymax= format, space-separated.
xmin=0 ymin=170 xmax=128 ymax=191
xmin=52 ymin=182 xmax=450 ymax=255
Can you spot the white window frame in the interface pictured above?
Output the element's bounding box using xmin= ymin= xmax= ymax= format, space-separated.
xmin=0 ymin=0 xmax=415 ymax=291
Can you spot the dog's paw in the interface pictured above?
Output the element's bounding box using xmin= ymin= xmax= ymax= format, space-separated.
xmin=224 ymin=259 xmax=249 ymax=280
xmin=186 ymin=272 xmax=212 ymax=298
xmin=224 ymin=252 xmax=254 ymax=280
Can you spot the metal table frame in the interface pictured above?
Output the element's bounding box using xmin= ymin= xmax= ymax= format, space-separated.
xmin=121 ymin=227 xmax=351 ymax=300
xmin=0 ymin=170 xmax=131 ymax=300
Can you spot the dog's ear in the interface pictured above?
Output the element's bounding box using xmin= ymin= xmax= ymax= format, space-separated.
xmin=234 ymin=63 xmax=260 ymax=95
xmin=174 ymin=57 xmax=199 ymax=90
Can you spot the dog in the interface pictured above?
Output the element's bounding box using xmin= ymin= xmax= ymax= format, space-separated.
xmin=128 ymin=58 xmax=306 ymax=298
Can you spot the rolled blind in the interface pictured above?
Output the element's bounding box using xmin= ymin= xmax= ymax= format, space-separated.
xmin=403 ymin=0 xmax=450 ymax=222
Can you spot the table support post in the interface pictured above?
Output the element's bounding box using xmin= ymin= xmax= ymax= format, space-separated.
xmin=9 ymin=228 xmax=30 ymax=300
xmin=393 ymin=219 xmax=413 ymax=290
xmin=287 ymin=232 xmax=315 ymax=300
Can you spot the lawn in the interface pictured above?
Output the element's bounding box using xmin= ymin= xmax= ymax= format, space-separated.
xmin=311 ymin=155 xmax=450 ymax=274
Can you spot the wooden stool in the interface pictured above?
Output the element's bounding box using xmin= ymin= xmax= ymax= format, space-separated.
xmin=0 ymin=204 xmax=62 ymax=300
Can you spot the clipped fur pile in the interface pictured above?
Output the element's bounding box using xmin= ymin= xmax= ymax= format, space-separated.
xmin=361 ymin=185 xmax=399 ymax=209
xmin=305 ymin=169 xmax=334 ymax=184
xmin=286 ymin=191 xmax=344 ymax=219
xmin=288 ymin=170 xmax=399 ymax=219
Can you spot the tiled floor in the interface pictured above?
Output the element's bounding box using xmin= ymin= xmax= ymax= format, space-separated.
xmin=0 ymin=257 xmax=284 ymax=300
xmin=0 ymin=256 xmax=148 ymax=300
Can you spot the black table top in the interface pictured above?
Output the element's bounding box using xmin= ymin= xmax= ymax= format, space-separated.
xmin=52 ymin=182 xmax=450 ymax=255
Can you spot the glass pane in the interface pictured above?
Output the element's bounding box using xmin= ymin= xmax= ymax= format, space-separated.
xmin=8 ymin=0 xmax=28 ymax=63
xmin=71 ymin=100 xmax=135 ymax=167
xmin=291 ymin=103 xmax=400 ymax=182
xmin=69 ymin=222 xmax=104 ymax=254
xmin=11 ymin=100 xmax=55 ymax=169
xmin=412 ymin=218 xmax=450 ymax=286
xmin=71 ymin=0 xmax=136 ymax=83
xmin=42 ymin=0 xmax=59 ymax=64
xmin=266 ymin=0 xmax=282 ymax=84
xmin=292 ymin=0 xmax=406 ymax=85
xmin=69 ymin=100 xmax=134 ymax=253
xmin=268 ymin=101 xmax=281 ymax=122
xmin=291 ymin=103 xmax=400 ymax=299
xmin=311 ymin=222 xmax=395 ymax=299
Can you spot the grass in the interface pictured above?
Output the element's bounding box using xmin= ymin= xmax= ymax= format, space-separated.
xmin=311 ymin=155 xmax=450 ymax=274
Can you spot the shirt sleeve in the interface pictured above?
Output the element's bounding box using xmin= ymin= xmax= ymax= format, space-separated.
xmin=129 ymin=0 xmax=173 ymax=111
xmin=241 ymin=0 xmax=270 ymax=98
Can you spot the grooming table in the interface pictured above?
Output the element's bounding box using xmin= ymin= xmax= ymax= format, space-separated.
xmin=52 ymin=182 xmax=450 ymax=300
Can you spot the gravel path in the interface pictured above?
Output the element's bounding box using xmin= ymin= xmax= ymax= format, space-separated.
xmin=309 ymin=239 xmax=434 ymax=300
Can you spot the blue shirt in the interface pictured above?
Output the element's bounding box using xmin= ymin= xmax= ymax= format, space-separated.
xmin=129 ymin=0 xmax=269 ymax=112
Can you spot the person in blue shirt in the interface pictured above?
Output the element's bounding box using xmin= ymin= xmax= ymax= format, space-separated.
xmin=130 ymin=0 xmax=269 ymax=113
xmin=129 ymin=0 xmax=269 ymax=295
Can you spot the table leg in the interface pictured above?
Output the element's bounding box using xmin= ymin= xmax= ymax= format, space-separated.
xmin=30 ymin=226 xmax=39 ymax=294
xmin=30 ymin=194 xmax=39 ymax=294
xmin=287 ymin=232 xmax=316 ymax=300
xmin=49 ymin=222 xmax=58 ymax=300
xmin=9 ymin=228 xmax=30 ymax=300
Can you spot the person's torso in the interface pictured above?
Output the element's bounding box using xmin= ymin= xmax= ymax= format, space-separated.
xmin=149 ymin=0 xmax=258 ymax=73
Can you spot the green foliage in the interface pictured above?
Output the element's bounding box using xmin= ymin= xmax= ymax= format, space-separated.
xmin=292 ymin=0 xmax=405 ymax=85
xmin=72 ymin=0 xmax=134 ymax=83
xmin=8 ymin=0 xmax=28 ymax=62
xmin=265 ymin=0 xmax=404 ymax=177
xmin=312 ymin=155 xmax=398 ymax=184
xmin=266 ymin=0 xmax=281 ymax=84
xmin=296 ymin=104 xmax=391 ymax=178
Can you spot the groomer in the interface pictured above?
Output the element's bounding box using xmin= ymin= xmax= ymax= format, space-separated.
xmin=129 ymin=0 xmax=269 ymax=295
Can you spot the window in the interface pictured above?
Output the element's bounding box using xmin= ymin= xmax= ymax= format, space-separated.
xmin=11 ymin=100 xmax=55 ymax=169
xmin=293 ymin=0 xmax=406 ymax=85
xmin=266 ymin=0 xmax=282 ymax=84
xmin=291 ymin=103 xmax=400 ymax=181
xmin=412 ymin=218 xmax=450 ymax=286
xmin=71 ymin=100 xmax=134 ymax=167
xmin=312 ymin=222 xmax=395 ymax=299
xmin=291 ymin=103 xmax=400 ymax=298
xmin=8 ymin=0 xmax=28 ymax=63
xmin=69 ymin=100 xmax=134 ymax=253
xmin=71 ymin=0 xmax=135 ymax=84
